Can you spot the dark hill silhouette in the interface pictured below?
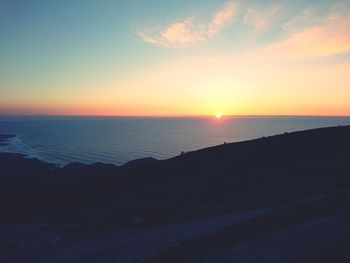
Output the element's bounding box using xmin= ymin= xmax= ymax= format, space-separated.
xmin=1 ymin=125 xmax=350 ymax=222
xmin=1 ymin=126 xmax=350 ymax=262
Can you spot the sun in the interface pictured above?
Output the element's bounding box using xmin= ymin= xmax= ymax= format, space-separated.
xmin=215 ymin=112 xmax=222 ymax=119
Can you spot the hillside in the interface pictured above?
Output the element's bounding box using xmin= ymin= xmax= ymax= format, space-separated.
xmin=0 ymin=125 xmax=350 ymax=262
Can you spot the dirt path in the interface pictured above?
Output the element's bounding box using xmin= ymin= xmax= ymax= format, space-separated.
xmin=19 ymin=206 xmax=275 ymax=263
xmin=9 ymin=193 xmax=338 ymax=263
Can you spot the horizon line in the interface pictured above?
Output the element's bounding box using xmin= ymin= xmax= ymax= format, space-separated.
xmin=1 ymin=114 xmax=350 ymax=118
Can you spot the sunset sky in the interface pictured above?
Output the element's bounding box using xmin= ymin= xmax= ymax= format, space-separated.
xmin=1 ymin=0 xmax=350 ymax=116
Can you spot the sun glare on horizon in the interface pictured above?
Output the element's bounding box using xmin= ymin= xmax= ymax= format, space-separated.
xmin=215 ymin=113 xmax=222 ymax=119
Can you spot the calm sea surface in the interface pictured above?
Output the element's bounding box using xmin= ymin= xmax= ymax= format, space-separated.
xmin=0 ymin=116 xmax=350 ymax=166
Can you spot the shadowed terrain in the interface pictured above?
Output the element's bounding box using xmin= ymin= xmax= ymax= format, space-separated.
xmin=0 ymin=126 xmax=350 ymax=262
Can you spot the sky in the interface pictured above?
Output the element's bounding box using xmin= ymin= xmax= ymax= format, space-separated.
xmin=1 ymin=0 xmax=350 ymax=116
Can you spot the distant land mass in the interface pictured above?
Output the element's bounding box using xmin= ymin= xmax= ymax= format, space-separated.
xmin=0 ymin=126 xmax=350 ymax=262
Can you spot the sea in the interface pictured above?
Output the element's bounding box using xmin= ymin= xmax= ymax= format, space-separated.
xmin=0 ymin=116 xmax=350 ymax=166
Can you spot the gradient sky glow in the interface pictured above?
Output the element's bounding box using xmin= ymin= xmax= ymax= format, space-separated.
xmin=1 ymin=0 xmax=350 ymax=116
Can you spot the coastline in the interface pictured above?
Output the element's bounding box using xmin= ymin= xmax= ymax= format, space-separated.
xmin=0 ymin=124 xmax=348 ymax=168
xmin=1 ymin=115 xmax=350 ymax=167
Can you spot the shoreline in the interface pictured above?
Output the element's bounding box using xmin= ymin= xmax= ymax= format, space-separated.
xmin=0 ymin=124 xmax=349 ymax=168
xmin=1 ymin=114 xmax=350 ymax=167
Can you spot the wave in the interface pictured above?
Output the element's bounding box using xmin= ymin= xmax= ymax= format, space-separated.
xmin=1 ymin=116 xmax=350 ymax=167
xmin=0 ymin=134 xmax=64 ymax=166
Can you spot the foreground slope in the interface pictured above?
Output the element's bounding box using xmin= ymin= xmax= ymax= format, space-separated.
xmin=0 ymin=125 xmax=350 ymax=262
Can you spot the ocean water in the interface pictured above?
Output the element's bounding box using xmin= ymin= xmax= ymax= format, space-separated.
xmin=0 ymin=116 xmax=350 ymax=166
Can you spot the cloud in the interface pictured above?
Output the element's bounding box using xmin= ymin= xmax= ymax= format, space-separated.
xmin=208 ymin=1 xmax=237 ymax=35
xmin=138 ymin=18 xmax=205 ymax=47
xmin=243 ymin=5 xmax=280 ymax=31
xmin=137 ymin=1 xmax=237 ymax=48
xmin=137 ymin=1 xmax=350 ymax=60
xmin=264 ymin=5 xmax=350 ymax=61
xmin=282 ymin=7 xmax=319 ymax=33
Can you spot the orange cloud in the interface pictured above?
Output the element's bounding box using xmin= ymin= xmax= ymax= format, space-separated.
xmin=265 ymin=6 xmax=350 ymax=60
xmin=159 ymin=19 xmax=205 ymax=46
xmin=137 ymin=1 xmax=237 ymax=47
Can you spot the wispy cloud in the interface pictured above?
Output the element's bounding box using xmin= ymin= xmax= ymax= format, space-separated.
xmin=138 ymin=1 xmax=350 ymax=60
xmin=137 ymin=1 xmax=237 ymax=48
xmin=208 ymin=1 xmax=237 ymax=35
xmin=243 ymin=5 xmax=280 ymax=31
xmin=264 ymin=5 xmax=350 ymax=61
xmin=282 ymin=7 xmax=319 ymax=33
